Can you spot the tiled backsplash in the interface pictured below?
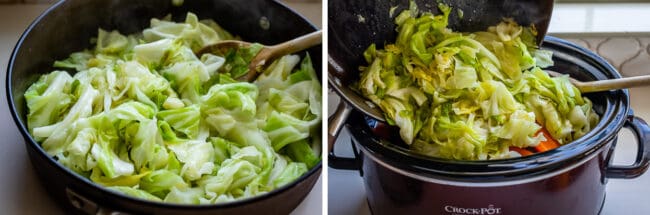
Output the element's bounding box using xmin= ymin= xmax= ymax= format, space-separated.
xmin=559 ymin=35 xmax=650 ymax=77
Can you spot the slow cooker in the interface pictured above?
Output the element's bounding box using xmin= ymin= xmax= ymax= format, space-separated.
xmin=329 ymin=34 xmax=650 ymax=215
xmin=327 ymin=0 xmax=650 ymax=214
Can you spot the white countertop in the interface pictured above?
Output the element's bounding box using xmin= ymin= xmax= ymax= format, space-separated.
xmin=0 ymin=2 xmax=322 ymax=215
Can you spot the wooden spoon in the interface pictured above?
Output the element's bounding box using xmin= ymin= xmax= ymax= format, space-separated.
xmin=198 ymin=30 xmax=322 ymax=82
xmin=546 ymin=70 xmax=650 ymax=93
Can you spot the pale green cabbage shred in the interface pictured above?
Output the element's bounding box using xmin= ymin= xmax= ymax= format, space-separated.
xmin=358 ymin=4 xmax=599 ymax=160
xmin=25 ymin=13 xmax=321 ymax=204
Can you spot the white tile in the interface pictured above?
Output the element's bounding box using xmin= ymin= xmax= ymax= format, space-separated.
xmin=580 ymin=37 xmax=608 ymax=51
xmin=597 ymin=38 xmax=642 ymax=70
xmin=620 ymin=46 xmax=650 ymax=77
xmin=564 ymin=38 xmax=590 ymax=50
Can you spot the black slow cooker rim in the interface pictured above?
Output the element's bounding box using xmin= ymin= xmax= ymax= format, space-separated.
xmin=345 ymin=36 xmax=629 ymax=181
xmin=6 ymin=0 xmax=322 ymax=210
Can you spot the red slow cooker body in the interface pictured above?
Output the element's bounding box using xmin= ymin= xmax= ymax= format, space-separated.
xmin=330 ymin=37 xmax=650 ymax=215
xmin=359 ymin=142 xmax=609 ymax=215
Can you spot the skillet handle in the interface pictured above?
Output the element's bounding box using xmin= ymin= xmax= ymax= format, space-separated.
xmin=328 ymin=101 xmax=359 ymax=170
xmin=606 ymin=116 xmax=650 ymax=179
xmin=328 ymin=100 xmax=352 ymax=152
xmin=66 ymin=188 xmax=131 ymax=215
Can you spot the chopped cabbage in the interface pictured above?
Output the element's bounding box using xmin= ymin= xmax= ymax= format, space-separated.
xmin=24 ymin=12 xmax=320 ymax=204
xmin=358 ymin=4 xmax=599 ymax=160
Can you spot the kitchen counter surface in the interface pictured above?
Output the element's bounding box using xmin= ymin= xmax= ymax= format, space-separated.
xmin=0 ymin=2 xmax=322 ymax=215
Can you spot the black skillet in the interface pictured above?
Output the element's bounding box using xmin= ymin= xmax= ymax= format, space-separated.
xmin=327 ymin=0 xmax=554 ymax=152
xmin=7 ymin=0 xmax=321 ymax=214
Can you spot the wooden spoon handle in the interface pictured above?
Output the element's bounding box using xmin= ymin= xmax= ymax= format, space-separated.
xmin=545 ymin=70 xmax=650 ymax=93
xmin=269 ymin=30 xmax=322 ymax=57
xmin=245 ymin=30 xmax=322 ymax=82
xmin=576 ymin=75 xmax=650 ymax=93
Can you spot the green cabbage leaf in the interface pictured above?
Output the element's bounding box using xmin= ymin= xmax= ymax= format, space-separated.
xmin=358 ymin=4 xmax=599 ymax=160
xmin=24 ymin=12 xmax=320 ymax=204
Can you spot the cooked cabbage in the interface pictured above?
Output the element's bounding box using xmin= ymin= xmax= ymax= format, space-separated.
xmin=25 ymin=12 xmax=320 ymax=204
xmin=358 ymin=4 xmax=599 ymax=160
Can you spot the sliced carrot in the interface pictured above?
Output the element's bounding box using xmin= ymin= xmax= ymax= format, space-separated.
xmin=534 ymin=127 xmax=560 ymax=153
xmin=509 ymin=146 xmax=534 ymax=156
